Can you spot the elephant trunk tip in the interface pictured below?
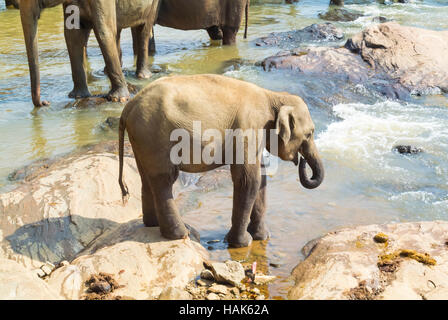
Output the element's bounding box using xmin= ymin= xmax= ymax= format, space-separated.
xmin=298 ymin=157 xmax=324 ymax=189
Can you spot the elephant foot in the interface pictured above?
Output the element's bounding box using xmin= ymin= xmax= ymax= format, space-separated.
xmin=160 ymin=222 xmax=189 ymax=240
xmin=69 ymin=88 xmax=91 ymax=99
xmin=136 ymin=67 xmax=152 ymax=80
xmin=248 ymin=224 xmax=271 ymax=241
xmin=143 ymin=212 xmax=159 ymax=227
xmin=107 ymin=87 xmax=130 ymax=103
xmin=225 ymin=230 xmax=253 ymax=248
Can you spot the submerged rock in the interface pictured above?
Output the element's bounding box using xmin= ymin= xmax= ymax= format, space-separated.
xmin=289 ymin=221 xmax=448 ymax=300
xmin=318 ymin=8 xmax=363 ymax=22
xmin=393 ymin=145 xmax=423 ymax=154
xmin=256 ymin=23 xmax=344 ymax=49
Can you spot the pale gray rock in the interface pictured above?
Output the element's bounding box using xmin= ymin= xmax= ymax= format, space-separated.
xmin=209 ymin=260 xmax=245 ymax=287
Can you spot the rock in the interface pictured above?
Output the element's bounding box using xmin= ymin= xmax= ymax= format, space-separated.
xmin=318 ymin=8 xmax=363 ymax=22
xmin=256 ymin=23 xmax=344 ymax=49
xmin=0 ymin=151 xmax=144 ymax=269
xmin=251 ymin=288 xmax=261 ymax=295
xmin=200 ymin=269 xmax=215 ymax=281
xmin=100 ymin=117 xmax=120 ymax=131
xmin=262 ymin=47 xmax=372 ymax=83
xmin=256 ymin=295 xmax=265 ymax=300
xmin=159 ymin=287 xmax=192 ymax=300
xmin=254 ymin=275 xmax=277 ymax=285
xmin=89 ymin=280 xmax=111 ymax=294
xmin=197 ymin=279 xmax=209 ymax=287
xmin=289 ymin=221 xmax=448 ymax=300
xmin=208 ymin=284 xmax=228 ymax=295
xmin=47 ymin=220 xmax=208 ymax=300
xmin=262 ymin=22 xmax=448 ymax=99
xmin=41 ymin=265 xmax=53 ymax=276
xmin=59 ymin=261 xmax=70 ymax=267
xmin=347 ymin=22 xmax=448 ymax=94
xmin=35 ymin=268 xmax=46 ymax=278
xmin=0 ymin=258 xmax=61 ymax=299
xmin=393 ymin=145 xmax=423 ymax=154
xmin=206 ymin=293 xmax=220 ymax=300
xmin=373 ymin=233 xmax=389 ymax=243
xmin=208 ymin=260 xmax=245 ymax=287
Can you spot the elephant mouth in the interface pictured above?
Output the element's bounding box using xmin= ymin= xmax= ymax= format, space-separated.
xmin=292 ymin=154 xmax=299 ymax=166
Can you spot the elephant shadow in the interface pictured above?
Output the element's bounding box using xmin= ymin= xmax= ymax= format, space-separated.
xmin=4 ymin=215 xmax=184 ymax=266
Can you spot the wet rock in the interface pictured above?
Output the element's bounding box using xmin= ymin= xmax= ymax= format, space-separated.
xmin=262 ymin=47 xmax=372 ymax=83
xmin=256 ymin=23 xmax=344 ymax=49
xmin=373 ymin=233 xmax=389 ymax=243
xmin=393 ymin=145 xmax=423 ymax=154
xmin=207 ymin=260 xmax=245 ymax=287
xmin=254 ymin=274 xmax=277 ymax=285
xmin=159 ymin=287 xmax=192 ymax=300
xmin=207 ymin=284 xmax=228 ymax=295
xmin=100 ymin=117 xmax=120 ymax=131
xmin=289 ymin=221 xmax=448 ymax=300
xmin=318 ymin=8 xmax=363 ymax=22
xmin=200 ymin=269 xmax=215 ymax=281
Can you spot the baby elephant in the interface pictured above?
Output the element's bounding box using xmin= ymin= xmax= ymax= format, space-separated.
xmin=118 ymin=74 xmax=324 ymax=248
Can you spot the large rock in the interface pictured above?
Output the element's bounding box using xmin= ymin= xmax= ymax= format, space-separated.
xmin=0 ymin=147 xmax=210 ymax=300
xmin=263 ymin=22 xmax=448 ymax=98
xmin=0 ymin=151 xmax=143 ymax=269
xmin=289 ymin=221 xmax=448 ymax=300
xmin=47 ymin=220 xmax=207 ymax=300
xmin=346 ymin=22 xmax=448 ymax=94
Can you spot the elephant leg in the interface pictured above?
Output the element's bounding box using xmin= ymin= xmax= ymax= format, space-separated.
xmin=222 ymin=26 xmax=238 ymax=45
xmin=149 ymin=31 xmax=156 ymax=57
xmin=226 ymin=164 xmax=261 ymax=248
xmin=135 ymin=156 xmax=158 ymax=227
xmin=104 ymin=28 xmax=122 ymax=76
xmin=148 ymin=170 xmax=189 ymax=240
xmin=65 ymin=27 xmax=92 ymax=99
xmin=91 ymin=18 xmax=129 ymax=102
xmin=247 ymin=174 xmax=270 ymax=240
xmin=206 ymin=26 xmax=223 ymax=41
xmin=133 ymin=24 xmax=152 ymax=79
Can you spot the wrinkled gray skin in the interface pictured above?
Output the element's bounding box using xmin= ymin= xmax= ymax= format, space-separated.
xmin=118 ymin=74 xmax=324 ymax=248
xmin=19 ymin=0 xmax=160 ymax=107
xmin=133 ymin=0 xmax=249 ymax=56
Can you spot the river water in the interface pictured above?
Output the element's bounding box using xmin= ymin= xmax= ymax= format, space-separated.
xmin=0 ymin=0 xmax=447 ymax=299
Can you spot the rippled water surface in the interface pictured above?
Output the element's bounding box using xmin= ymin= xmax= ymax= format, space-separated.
xmin=1 ymin=0 xmax=447 ymax=299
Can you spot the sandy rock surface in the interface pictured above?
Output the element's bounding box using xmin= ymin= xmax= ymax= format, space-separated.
xmin=289 ymin=221 xmax=448 ymax=300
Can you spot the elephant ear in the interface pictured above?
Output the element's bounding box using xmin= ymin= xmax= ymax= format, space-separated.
xmin=275 ymin=106 xmax=295 ymax=144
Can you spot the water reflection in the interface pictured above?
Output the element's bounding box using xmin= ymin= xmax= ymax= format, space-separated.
xmin=30 ymin=111 xmax=48 ymax=160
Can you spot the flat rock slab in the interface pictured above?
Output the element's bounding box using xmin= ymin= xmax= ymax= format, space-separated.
xmin=256 ymin=23 xmax=344 ymax=49
xmin=289 ymin=221 xmax=448 ymax=300
xmin=262 ymin=22 xmax=448 ymax=99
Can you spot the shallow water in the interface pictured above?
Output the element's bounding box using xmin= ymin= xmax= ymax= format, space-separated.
xmin=0 ymin=0 xmax=447 ymax=299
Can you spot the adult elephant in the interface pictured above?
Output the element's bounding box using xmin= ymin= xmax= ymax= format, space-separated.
xmin=19 ymin=0 xmax=160 ymax=107
xmin=118 ymin=74 xmax=324 ymax=247
xmin=135 ymin=0 xmax=249 ymax=56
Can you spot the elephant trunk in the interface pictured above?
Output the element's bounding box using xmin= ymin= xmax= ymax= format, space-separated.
xmin=20 ymin=0 xmax=49 ymax=107
xmin=298 ymin=139 xmax=324 ymax=189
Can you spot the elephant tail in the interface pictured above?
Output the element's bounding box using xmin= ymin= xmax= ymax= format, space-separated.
xmin=244 ymin=0 xmax=249 ymax=39
xmin=118 ymin=112 xmax=130 ymax=205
